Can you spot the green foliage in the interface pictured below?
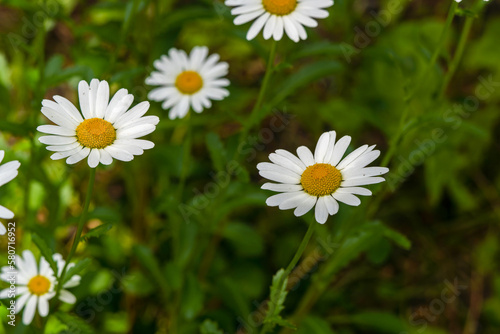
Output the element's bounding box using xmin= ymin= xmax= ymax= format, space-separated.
xmin=54 ymin=312 xmax=95 ymax=334
xmin=296 ymin=316 xmax=336 ymax=334
xmin=0 ymin=0 xmax=499 ymax=333
xmin=262 ymin=269 xmax=296 ymax=330
xmin=81 ymin=223 xmax=113 ymax=243
xmin=200 ymin=320 xmax=224 ymax=334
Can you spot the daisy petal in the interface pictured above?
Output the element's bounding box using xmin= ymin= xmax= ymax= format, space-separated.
xmin=297 ymin=146 xmax=315 ymax=167
xmin=293 ymin=195 xmax=317 ymax=216
xmin=315 ymin=197 xmax=329 ymax=224
xmin=329 ymin=135 xmax=351 ymax=166
xmin=266 ymin=191 xmax=305 ymax=207
xmin=332 ymin=192 xmax=361 ymax=206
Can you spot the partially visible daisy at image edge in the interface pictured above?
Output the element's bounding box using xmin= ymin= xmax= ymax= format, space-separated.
xmin=0 ymin=150 xmax=21 ymax=235
xmin=257 ymin=131 xmax=389 ymax=224
xmin=225 ymin=0 xmax=334 ymax=42
xmin=146 ymin=46 xmax=230 ymax=120
xmin=37 ymin=79 xmax=159 ymax=168
xmin=0 ymin=250 xmax=81 ymax=325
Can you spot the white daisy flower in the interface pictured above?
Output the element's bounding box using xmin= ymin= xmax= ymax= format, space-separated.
xmin=146 ymin=46 xmax=230 ymax=120
xmin=0 ymin=150 xmax=21 ymax=235
xmin=0 ymin=251 xmax=81 ymax=325
xmin=37 ymin=79 xmax=159 ymax=168
xmin=257 ymin=131 xmax=389 ymax=224
xmin=225 ymin=0 xmax=334 ymax=42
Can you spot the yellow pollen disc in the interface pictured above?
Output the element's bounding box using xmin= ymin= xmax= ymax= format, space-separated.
xmin=76 ymin=118 xmax=116 ymax=149
xmin=301 ymin=163 xmax=342 ymax=197
xmin=175 ymin=71 xmax=203 ymax=95
xmin=262 ymin=0 xmax=297 ymax=16
xmin=27 ymin=275 xmax=51 ymax=296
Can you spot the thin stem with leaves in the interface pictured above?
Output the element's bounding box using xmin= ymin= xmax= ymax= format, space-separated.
xmin=260 ymin=219 xmax=315 ymax=334
xmin=56 ymin=167 xmax=97 ymax=297
xmin=235 ymin=40 xmax=278 ymax=160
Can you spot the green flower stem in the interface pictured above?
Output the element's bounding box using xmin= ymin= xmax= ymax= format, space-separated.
xmin=251 ymin=40 xmax=277 ymax=125
xmin=56 ymin=167 xmax=96 ymax=297
xmin=440 ymin=15 xmax=474 ymax=98
xmin=280 ymin=218 xmax=359 ymax=334
xmin=260 ymin=220 xmax=315 ymax=334
xmin=235 ymin=40 xmax=278 ymax=160
xmin=284 ymin=220 xmax=315 ymax=277
xmin=177 ymin=112 xmax=193 ymax=198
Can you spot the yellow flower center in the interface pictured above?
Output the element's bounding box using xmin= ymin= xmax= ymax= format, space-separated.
xmin=76 ymin=118 xmax=116 ymax=149
xmin=262 ymin=0 xmax=297 ymax=15
xmin=301 ymin=163 xmax=342 ymax=197
xmin=27 ymin=275 xmax=51 ymax=296
xmin=175 ymin=71 xmax=203 ymax=95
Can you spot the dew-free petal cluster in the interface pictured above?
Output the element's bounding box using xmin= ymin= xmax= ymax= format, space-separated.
xmin=226 ymin=0 xmax=334 ymax=42
xmin=146 ymin=46 xmax=230 ymax=119
xmin=257 ymin=131 xmax=389 ymax=224
xmin=37 ymin=79 xmax=159 ymax=168
xmin=0 ymin=250 xmax=80 ymax=325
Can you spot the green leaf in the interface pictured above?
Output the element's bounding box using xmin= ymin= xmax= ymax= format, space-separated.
xmin=0 ymin=120 xmax=30 ymax=136
xmin=200 ymin=320 xmax=224 ymax=334
xmin=382 ymin=226 xmax=411 ymax=250
xmin=263 ymin=269 xmax=293 ymax=330
xmin=63 ymin=258 xmax=92 ymax=285
xmin=367 ymin=238 xmax=392 ymax=265
xmin=269 ymin=60 xmax=343 ymax=106
xmin=349 ymin=311 xmax=406 ymax=333
xmin=44 ymin=314 xmax=69 ymax=334
xmin=223 ymin=222 xmax=264 ymax=257
xmin=133 ymin=245 xmax=169 ymax=295
xmin=252 ymin=60 xmax=343 ymax=125
xmin=296 ymin=316 xmax=336 ymax=334
xmin=163 ymin=262 xmax=183 ymax=291
xmin=266 ymin=316 xmax=296 ymax=329
xmin=216 ymin=277 xmax=251 ymax=318
xmin=32 ymin=233 xmax=58 ymax=276
xmin=290 ymin=41 xmax=345 ymax=61
xmin=206 ymin=132 xmax=227 ymax=172
xmin=122 ymin=270 xmax=155 ymax=296
xmin=322 ymin=221 xmax=385 ymax=277
xmin=180 ymin=275 xmax=204 ymax=320
xmin=54 ymin=312 xmax=95 ymax=334
xmin=158 ymin=6 xmax=216 ymax=33
xmin=81 ymin=223 xmax=113 ymax=242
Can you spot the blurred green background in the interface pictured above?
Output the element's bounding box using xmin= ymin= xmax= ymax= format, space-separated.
xmin=1 ymin=0 xmax=500 ymax=333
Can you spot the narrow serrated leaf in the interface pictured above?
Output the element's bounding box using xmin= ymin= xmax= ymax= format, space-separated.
xmin=263 ymin=269 xmax=290 ymax=329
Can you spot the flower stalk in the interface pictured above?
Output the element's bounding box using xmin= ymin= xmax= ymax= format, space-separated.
xmin=56 ymin=167 xmax=96 ymax=297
